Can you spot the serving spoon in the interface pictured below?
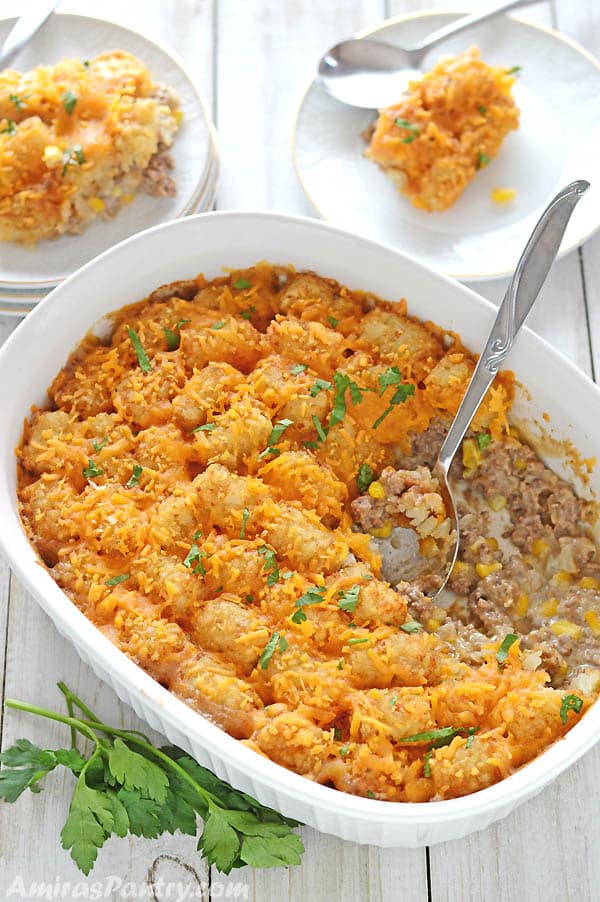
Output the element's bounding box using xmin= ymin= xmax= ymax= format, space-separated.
xmin=318 ymin=0 xmax=535 ymax=109
xmin=376 ymin=179 xmax=590 ymax=598
xmin=0 ymin=0 xmax=61 ymax=69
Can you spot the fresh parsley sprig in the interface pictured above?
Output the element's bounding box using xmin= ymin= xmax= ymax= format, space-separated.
xmin=0 ymin=683 xmax=304 ymax=875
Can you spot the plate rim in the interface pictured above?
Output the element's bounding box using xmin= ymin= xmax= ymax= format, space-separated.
xmin=0 ymin=10 xmax=219 ymax=291
xmin=291 ymin=7 xmax=600 ymax=281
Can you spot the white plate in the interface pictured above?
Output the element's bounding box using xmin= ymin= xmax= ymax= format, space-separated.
xmin=0 ymin=211 xmax=599 ymax=847
xmin=293 ymin=11 xmax=600 ymax=280
xmin=0 ymin=12 xmax=218 ymax=294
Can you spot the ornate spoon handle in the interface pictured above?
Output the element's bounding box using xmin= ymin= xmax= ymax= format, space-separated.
xmin=436 ymin=179 xmax=589 ymax=477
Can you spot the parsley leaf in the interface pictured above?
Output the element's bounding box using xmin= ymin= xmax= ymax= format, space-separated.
xmin=259 ymin=418 xmax=294 ymax=458
xmin=372 ymin=377 xmax=415 ymax=430
xmin=61 ymin=144 xmax=85 ymax=175
xmin=327 ymin=316 xmax=338 ymax=328
xmin=378 ymin=366 xmax=404 ymax=396
xmin=347 ymin=636 xmax=369 ymax=646
xmin=83 ymin=459 xmax=103 ymax=480
xmin=476 ymin=151 xmax=491 ymax=170
xmin=240 ymin=507 xmax=250 ymax=539
xmin=232 ymin=278 xmax=251 ymax=290
xmin=259 ymin=632 xmax=288 ymax=669
xmin=125 ymin=465 xmax=142 ymax=489
xmin=241 ymin=306 xmax=256 ymax=320
xmin=496 ymin=633 xmax=518 ymax=667
xmin=127 ymin=328 xmax=152 ymax=373
xmin=258 ymin=546 xmax=280 ymax=586
xmin=338 ymin=585 xmax=360 ymax=613
xmin=104 ymin=574 xmax=129 ymax=587
xmin=478 ymin=105 xmax=487 ymax=115
xmin=291 ymin=585 xmax=326 ymax=623
xmin=9 ymin=94 xmax=26 ymax=110
xmin=477 ymin=432 xmax=491 ymax=450
xmin=356 ymin=462 xmax=375 ymax=493
xmin=62 ymin=90 xmax=78 ymax=114
xmin=61 ymin=778 xmax=114 ymax=874
xmin=312 ymin=415 xmax=328 ymax=443
xmin=212 ymin=320 xmax=226 ymax=330
xmin=193 ymin=422 xmax=216 ymax=432
xmin=328 ymin=371 xmax=371 ymax=429
xmin=507 ymin=65 xmax=522 ymax=75
xmin=560 ymin=694 xmax=583 ymax=724
xmin=290 ymin=363 xmax=308 ymax=375
xmin=309 ymin=378 xmax=332 ymax=397
xmin=423 ymin=750 xmax=434 ymax=777
xmin=1 ymin=119 xmax=16 ymax=135
xmin=399 ymin=620 xmax=422 ymax=634
xmin=394 ymin=118 xmax=420 ymax=143
xmin=92 ymin=435 xmax=108 ymax=453
xmin=183 ymin=542 xmax=207 ymax=576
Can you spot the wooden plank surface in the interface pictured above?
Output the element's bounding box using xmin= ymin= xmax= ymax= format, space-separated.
xmin=1 ymin=0 xmax=599 ymax=900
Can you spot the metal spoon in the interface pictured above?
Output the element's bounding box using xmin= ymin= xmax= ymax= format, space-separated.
xmin=376 ymin=180 xmax=590 ymax=597
xmin=0 ymin=0 xmax=61 ymax=70
xmin=318 ymin=0 xmax=535 ymax=109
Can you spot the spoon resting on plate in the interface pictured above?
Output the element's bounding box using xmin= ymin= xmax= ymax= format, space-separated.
xmin=354 ymin=180 xmax=589 ymax=599
xmin=318 ymin=0 xmax=536 ymax=109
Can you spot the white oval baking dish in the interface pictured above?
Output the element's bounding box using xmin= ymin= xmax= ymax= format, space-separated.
xmin=0 ymin=211 xmax=599 ymax=847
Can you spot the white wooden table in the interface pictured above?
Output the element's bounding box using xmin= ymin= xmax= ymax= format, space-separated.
xmin=1 ymin=1 xmax=599 ymax=899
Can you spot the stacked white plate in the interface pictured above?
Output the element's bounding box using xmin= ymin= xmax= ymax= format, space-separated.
xmin=0 ymin=13 xmax=219 ymax=316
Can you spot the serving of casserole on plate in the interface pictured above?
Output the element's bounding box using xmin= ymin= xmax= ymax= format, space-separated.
xmin=2 ymin=212 xmax=600 ymax=846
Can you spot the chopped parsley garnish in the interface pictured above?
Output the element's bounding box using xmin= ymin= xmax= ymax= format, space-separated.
xmin=183 ymin=542 xmax=207 ymax=575
xmin=477 ymin=432 xmax=491 ymax=450
xmin=338 ymin=585 xmax=360 ymax=613
xmin=366 ymin=790 xmax=376 ymax=799
xmin=333 ymin=727 xmax=342 ymax=741
xmin=394 ymin=118 xmax=420 ymax=143
xmin=240 ymin=507 xmax=250 ymax=539
xmin=1 ymin=120 xmax=16 ymax=135
xmin=399 ymin=620 xmax=422 ymax=634
xmin=560 ymin=694 xmax=583 ymax=724
xmin=356 ymin=462 xmax=375 ymax=493
xmin=423 ymin=750 xmax=434 ymax=777
xmin=290 ymin=363 xmax=308 ymax=375
xmin=104 ymin=574 xmax=129 ymax=587
xmin=82 ymin=459 xmax=103 ymax=480
xmin=163 ymin=319 xmax=190 ymax=351
xmin=291 ymin=585 xmax=326 ymax=624
xmin=92 ymin=435 xmax=108 ymax=453
xmin=339 ymin=745 xmax=350 ymax=758
xmin=372 ymin=373 xmax=415 ymax=430
xmin=232 ymin=278 xmax=251 ymax=290
xmin=126 ymin=328 xmax=151 ymax=373
xmin=309 ymin=379 xmax=332 ymax=397
xmin=327 ymin=316 xmax=338 ymax=328
xmin=259 ymin=418 xmax=294 ymax=458
xmin=245 ymin=594 xmax=254 ymax=603
xmin=193 ymin=422 xmax=216 ymax=432
xmin=125 ymin=465 xmax=142 ymax=489
xmin=240 ymin=306 xmax=256 ymax=320
xmin=496 ymin=632 xmax=518 ymax=667
xmin=258 ymin=546 xmax=281 ymax=586
xmin=399 ymin=726 xmax=478 ymax=748
xmin=83 ymin=60 xmax=90 ymax=68
xmin=259 ymin=632 xmax=288 ymax=669
xmin=465 ymin=730 xmax=476 ymax=749
xmin=507 ymin=65 xmax=522 ymax=75
xmin=211 ymin=320 xmax=226 ymax=330
xmin=389 ymin=694 xmax=398 ymax=709
xmin=192 ymin=527 xmax=202 ymax=541
xmin=337 ymin=658 xmax=344 ymax=670
xmin=61 ymin=144 xmax=85 ymax=175
xmin=329 ymin=371 xmax=371 ymax=428
xmin=312 ymin=415 xmax=328 ymax=443
xmin=347 ymin=637 xmax=369 ymax=646
xmin=9 ymin=94 xmax=26 ymax=110
xmin=476 ymin=152 xmax=491 ymax=170
xmin=478 ymin=105 xmax=487 ymax=115
xmin=62 ymin=91 xmax=78 ymax=115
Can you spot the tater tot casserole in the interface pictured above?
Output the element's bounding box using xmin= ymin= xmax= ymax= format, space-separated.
xmin=365 ymin=47 xmax=519 ymax=212
xmin=17 ymin=264 xmax=600 ymax=803
xmin=0 ymin=50 xmax=181 ymax=244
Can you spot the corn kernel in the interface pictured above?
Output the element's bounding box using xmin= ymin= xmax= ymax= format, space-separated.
xmin=368 ymin=481 xmax=386 ymax=499
xmin=420 ymin=536 xmax=438 ymax=559
xmin=43 ymin=144 xmax=62 ymax=167
xmin=488 ymin=495 xmax=507 ymax=512
xmin=451 ymin=560 xmax=471 ymax=577
xmin=370 ymin=523 xmax=392 ymax=539
xmin=515 ymin=593 xmax=529 ymax=617
xmin=486 ymin=537 xmax=499 ymax=552
xmin=514 ymin=458 xmax=527 ymax=471
xmin=462 ymin=439 xmax=482 ymax=470
xmin=491 ymin=187 xmax=517 ymax=204
xmin=476 ymin=561 xmax=502 ymax=578
xmin=584 ymin=610 xmax=600 ymax=635
xmin=427 ymin=619 xmax=440 ymax=632
xmin=554 ymin=571 xmax=573 ymax=585
xmin=532 ymin=538 xmax=550 ymax=559
xmin=541 ymin=598 xmax=558 ymax=617
xmin=173 ymin=109 xmax=184 ymax=124
xmin=580 ymin=576 xmax=600 ymax=590
xmin=88 ymin=196 xmax=105 ymax=212
xmin=551 ymin=620 xmax=582 ymax=639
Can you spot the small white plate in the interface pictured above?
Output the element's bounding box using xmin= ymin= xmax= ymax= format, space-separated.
xmin=293 ymin=11 xmax=600 ymax=280
xmin=0 ymin=12 xmax=218 ymax=294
